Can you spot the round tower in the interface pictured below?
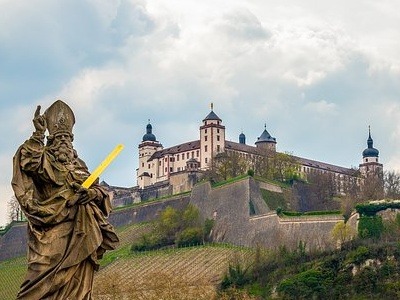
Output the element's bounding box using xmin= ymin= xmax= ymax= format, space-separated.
xmin=255 ymin=124 xmax=276 ymax=152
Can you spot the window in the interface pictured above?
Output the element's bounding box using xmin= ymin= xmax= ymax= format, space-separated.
xmin=178 ymin=167 xmax=181 ymax=171
xmin=191 ymin=151 xmax=194 ymax=158
xmin=205 ymin=145 xmax=208 ymax=152
xmin=205 ymin=135 xmax=208 ymax=142
xmin=205 ymin=158 xmax=208 ymax=164
xmin=170 ymin=157 xmax=174 ymax=162
xmin=170 ymin=167 xmax=173 ymax=172
xmin=186 ymin=152 xmax=189 ymax=159
xmin=217 ymin=129 xmax=220 ymax=133
xmin=165 ymin=167 xmax=167 ymax=172
xmin=217 ymin=145 xmax=220 ymax=152
xmin=205 ymin=129 xmax=207 ymax=133
xmin=196 ymin=150 xmax=199 ymax=157
xmin=177 ymin=155 xmax=179 ymax=161
xmin=148 ymin=164 xmax=150 ymax=169
xmin=142 ymin=162 xmax=144 ymax=167
xmin=217 ymin=135 xmax=220 ymax=141
xmin=182 ymin=153 xmax=184 ymax=160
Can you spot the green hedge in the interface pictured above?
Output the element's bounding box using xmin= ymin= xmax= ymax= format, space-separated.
xmin=356 ymin=201 xmax=400 ymax=217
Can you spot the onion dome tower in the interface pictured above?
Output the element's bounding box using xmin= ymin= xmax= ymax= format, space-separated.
xmin=137 ymin=120 xmax=163 ymax=188
xmin=255 ymin=124 xmax=276 ymax=152
xmin=142 ymin=123 xmax=156 ymax=142
xmin=359 ymin=126 xmax=383 ymax=178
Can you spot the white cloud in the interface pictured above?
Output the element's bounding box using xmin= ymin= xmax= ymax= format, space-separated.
xmin=305 ymin=100 xmax=337 ymax=115
xmin=1 ymin=0 xmax=400 ymax=226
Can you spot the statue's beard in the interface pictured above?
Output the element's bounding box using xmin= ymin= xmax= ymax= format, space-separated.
xmin=49 ymin=140 xmax=75 ymax=163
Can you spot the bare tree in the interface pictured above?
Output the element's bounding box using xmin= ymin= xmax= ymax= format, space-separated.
xmin=384 ymin=170 xmax=400 ymax=199
xmin=7 ymin=196 xmax=24 ymax=223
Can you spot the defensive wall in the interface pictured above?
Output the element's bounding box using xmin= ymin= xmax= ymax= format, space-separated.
xmin=0 ymin=195 xmax=190 ymax=261
xmin=1 ymin=177 xmax=351 ymax=261
xmin=190 ymin=177 xmax=346 ymax=250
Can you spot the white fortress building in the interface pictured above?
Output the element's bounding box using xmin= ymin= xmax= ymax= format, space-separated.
xmin=136 ymin=106 xmax=383 ymax=194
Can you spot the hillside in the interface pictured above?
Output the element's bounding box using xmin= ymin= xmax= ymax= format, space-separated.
xmin=0 ymin=223 xmax=253 ymax=300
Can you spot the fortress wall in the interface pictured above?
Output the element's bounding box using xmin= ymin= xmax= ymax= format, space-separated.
xmin=0 ymin=195 xmax=190 ymax=262
xmin=109 ymin=196 xmax=190 ymax=228
xmin=190 ymin=179 xmax=252 ymax=246
xmin=258 ymin=181 xmax=283 ymax=193
xmin=0 ymin=178 xmax=352 ymax=261
xmin=191 ymin=177 xmax=345 ymax=250
xmin=0 ymin=223 xmax=28 ymax=261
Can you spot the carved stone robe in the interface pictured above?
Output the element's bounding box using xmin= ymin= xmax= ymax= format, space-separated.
xmin=12 ymin=137 xmax=119 ymax=300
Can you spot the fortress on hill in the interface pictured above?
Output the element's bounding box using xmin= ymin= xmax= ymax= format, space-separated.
xmin=136 ymin=105 xmax=383 ymax=196
xmin=0 ymin=105 xmax=386 ymax=261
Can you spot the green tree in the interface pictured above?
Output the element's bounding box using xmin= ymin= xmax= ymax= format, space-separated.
xmin=157 ymin=206 xmax=180 ymax=244
xmin=331 ymin=220 xmax=356 ymax=249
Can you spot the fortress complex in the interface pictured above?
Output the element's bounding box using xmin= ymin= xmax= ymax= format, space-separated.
xmin=136 ymin=106 xmax=383 ymax=195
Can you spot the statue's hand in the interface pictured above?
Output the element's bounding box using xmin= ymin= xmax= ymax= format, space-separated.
xmin=32 ymin=105 xmax=46 ymax=134
xmin=69 ymin=182 xmax=98 ymax=206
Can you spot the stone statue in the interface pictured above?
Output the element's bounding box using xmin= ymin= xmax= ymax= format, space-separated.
xmin=12 ymin=100 xmax=119 ymax=299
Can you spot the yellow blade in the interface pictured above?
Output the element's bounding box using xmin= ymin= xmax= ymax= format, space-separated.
xmin=82 ymin=144 xmax=124 ymax=189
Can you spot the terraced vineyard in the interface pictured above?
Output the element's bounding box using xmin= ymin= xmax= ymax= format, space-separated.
xmin=0 ymin=222 xmax=254 ymax=300
xmin=94 ymin=245 xmax=254 ymax=300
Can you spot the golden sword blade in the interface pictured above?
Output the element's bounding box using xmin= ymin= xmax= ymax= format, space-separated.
xmin=82 ymin=144 xmax=124 ymax=189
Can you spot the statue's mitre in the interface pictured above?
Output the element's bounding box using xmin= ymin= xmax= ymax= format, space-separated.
xmin=44 ymin=100 xmax=75 ymax=135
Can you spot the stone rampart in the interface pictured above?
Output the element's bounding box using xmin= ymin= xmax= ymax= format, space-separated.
xmin=190 ymin=177 xmax=346 ymax=250
xmin=0 ymin=222 xmax=28 ymax=261
xmin=1 ymin=177 xmax=356 ymax=261
xmin=0 ymin=195 xmax=190 ymax=261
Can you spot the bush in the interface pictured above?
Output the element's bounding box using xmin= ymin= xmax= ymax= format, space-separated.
xmin=277 ymin=269 xmax=326 ymax=299
xmin=346 ymin=246 xmax=369 ymax=265
xmin=131 ymin=233 xmax=164 ymax=252
xmin=220 ymin=263 xmax=251 ymax=290
xmin=358 ymin=216 xmax=384 ymax=239
xmin=176 ymin=227 xmax=203 ymax=247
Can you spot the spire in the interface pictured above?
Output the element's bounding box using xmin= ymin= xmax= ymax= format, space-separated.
xmin=362 ymin=126 xmax=379 ymax=158
xmin=367 ymin=125 xmax=373 ymax=148
xmin=211 ymin=102 xmax=214 ymax=111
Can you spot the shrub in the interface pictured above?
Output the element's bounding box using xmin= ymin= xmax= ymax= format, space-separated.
xmin=277 ymin=269 xmax=326 ymax=299
xmin=220 ymin=263 xmax=251 ymax=290
xmin=176 ymin=227 xmax=203 ymax=247
xmin=358 ymin=216 xmax=384 ymax=239
xmin=347 ymin=246 xmax=369 ymax=265
xmin=131 ymin=233 xmax=164 ymax=252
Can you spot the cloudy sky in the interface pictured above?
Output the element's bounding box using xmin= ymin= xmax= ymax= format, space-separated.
xmin=1 ymin=0 xmax=400 ymax=226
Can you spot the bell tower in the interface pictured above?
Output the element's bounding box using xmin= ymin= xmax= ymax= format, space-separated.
xmin=199 ymin=104 xmax=225 ymax=169
xmin=359 ymin=126 xmax=383 ymax=178
xmin=137 ymin=121 xmax=163 ymax=188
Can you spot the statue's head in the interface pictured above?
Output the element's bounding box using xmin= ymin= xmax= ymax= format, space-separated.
xmin=44 ymin=100 xmax=76 ymax=163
